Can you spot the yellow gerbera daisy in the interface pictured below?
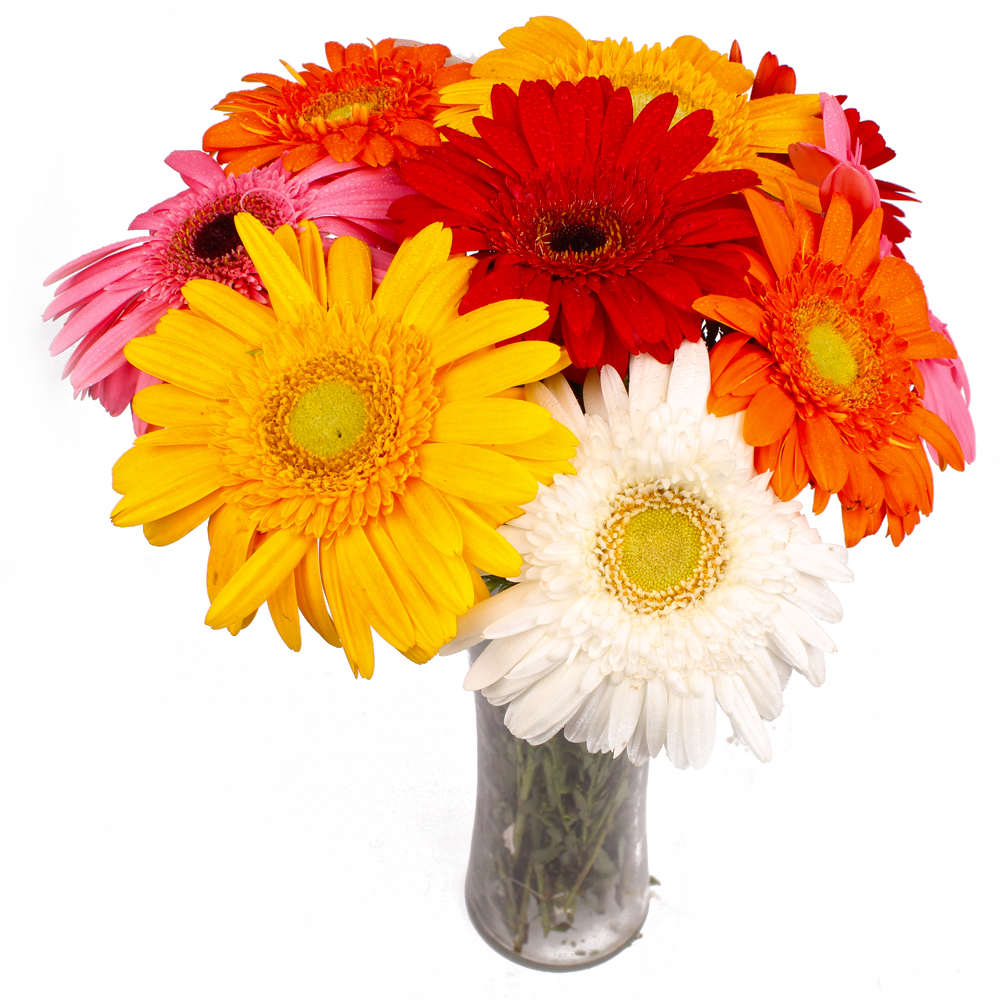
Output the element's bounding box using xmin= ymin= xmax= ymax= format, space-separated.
xmin=437 ymin=16 xmax=825 ymax=210
xmin=111 ymin=214 xmax=577 ymax=678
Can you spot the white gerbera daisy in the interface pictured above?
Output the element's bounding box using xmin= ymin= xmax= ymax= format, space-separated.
xmin=443 ymin=341 xmax=852 ymax=768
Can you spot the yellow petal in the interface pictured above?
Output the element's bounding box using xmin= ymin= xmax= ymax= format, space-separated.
xmin=234 ymin=213 xmax=320 ymax=323
xmin=431 ymin=300 xmax=550 ymax=367
xmin=446 ymin=495 xmax=523 ymax=577
xmin=183 ymin=279 xmax=278 ymax=342
xmin=327 ymin=236 xmax=372 ymax=312
xmin=383 ymin=507 xmax=472 ymax=614
xmin=272 ymin=224 xmax=302 ymax=272
xmin=125 ymin=314 xmax=243 ymax=398
xmin=207 ymin=503 xmax=255 ymax=603
xmin=373 ymin=223 xmax=453 ymax=324
xmin=133 ymin=425 xmax=212 ymax=447
xmin=364 ymin=519 xmax=449 ymax=652
xmin=293 ymin=542 xmax=342 ymax=647
xmin=437 ymin=341 xmax=563 ymax=402
xmin=334 ymin=525 xmax=416 ymax=652
xmin=267 ymin=561 xmax=302 ymax=651
xmin=205 ymin=527 xmax=311 ymax=629
xmin=112 ymin=446 xmax=227 ymax=525
xmin=401 ymin=256 xmax=476 ymax=335
xmin=320 ymin=538 xmax=374 ymax=678
xmin=418 ymin=443 xmax=540 ymax=504
xmin=397 ymin=478 xmax=463 ymax=556
xmin=487 ymin=420 xmax=579 ymax=459
xmin=430 ymin=398 xmax=552 ymax=444
xmin=297 ymin=221 xmax=327 ymax=307
xmin=132 ymin=383 xmax=213 ymax=426
xmin=143 ymin=487 xmax=225 ymax=547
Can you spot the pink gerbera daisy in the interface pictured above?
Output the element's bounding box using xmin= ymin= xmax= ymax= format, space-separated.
xmin=43 ymin=150 xmax=412 ymax=431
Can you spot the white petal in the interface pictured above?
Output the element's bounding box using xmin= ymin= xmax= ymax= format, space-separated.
xmin=564 ymin=681 xmax=611 ymax=744
xmin=644 ymin=676 xmax=670 ymax=758
xmin=666 ymin=686 xmax=689 ymax=770
xmin=787 ymin=540 xmax=853 ymax=584
xmin=505 ymin=663 xmax=590 ymax=741
xmin=600 ymin=364 xmax=629 ymax=415
xmin=524 ymin=381 xmax=578 ymax=436
xmin=444 ymin=582 xmax=538 ymax=651
xmin=583 ymin=367 xmax=608 ymax=420
xmin=627 ymin=696 xmax=651 ymax=765
xmin=541 ymin=373 xmax=587 ymax=438
xmin=682 ymin=675 xmax=717 ymax=770
xmin=464 ymin=626 xmax=550 ymax=691
xmin=775 ymin=594 xmax=837 ymax=653
xmin=787 ymin=572 xmax=844 ymax=623
xmin=607 ymin=682 xmax=646 ymax=755
xmin=799 ymin=643 xmax=826 ymax=687
xmin=767 ymin=612 xmax=810 ymax=671
xmin=628 ymin=353 xmax=670 ymax=415
xmin=741 ymin=659 xmax=783 ymax=721
xmin=665 ymin=339 xmax=710 ymax=414
xmin=728 ymin=675 xmax=772 ymax=762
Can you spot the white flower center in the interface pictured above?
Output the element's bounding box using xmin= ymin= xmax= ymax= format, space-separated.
xmin=596 ymin=483 xmax=727 ymax=614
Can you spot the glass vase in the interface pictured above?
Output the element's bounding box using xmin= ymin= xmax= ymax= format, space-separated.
xmin=465 ymin=681 xmax=650 ymax=971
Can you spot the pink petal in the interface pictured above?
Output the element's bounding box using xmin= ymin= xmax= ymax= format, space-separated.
xmin=44 ymin=254 xmax=145 ymax=320
xmin=90 ymin=361 xmax=140 ymax=417
xmin=314 ymin=217 xmax=399 ymax=252
xmin=69 ymin=301 xmax=167 ymax=390
xmin=820 ymin=93 xmax=851 ymax=161
xmin=43 ymin=237 xmax=145 ymax=286
xmin=820 ymin=162 xmax=880 ymax=228
xmin=49 ymin=285 xmax=141 ymax=355
xmin=165 ymin=149 xmax=226 ymax=193
xmin=298 ymin=157 xmax=368 ymax=184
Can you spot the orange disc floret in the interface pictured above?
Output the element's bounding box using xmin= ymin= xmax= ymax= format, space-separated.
xmin=696 ymin=188 xmax=964 ymax=546
xmin=203 ymin=40 xmax=471 ymax=174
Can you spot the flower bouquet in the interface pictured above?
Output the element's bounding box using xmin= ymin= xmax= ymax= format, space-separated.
xmin=41 ymin=16 xmax=975 ymax=972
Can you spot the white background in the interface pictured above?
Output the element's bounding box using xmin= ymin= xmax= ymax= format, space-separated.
xmin=3 ymin=1 xmax=998 ymax=998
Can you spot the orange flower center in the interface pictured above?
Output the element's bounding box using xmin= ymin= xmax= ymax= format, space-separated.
xmin=301 ymin=85 xmax=397 ymax=122
xmin=790 ymin=296 xmax=881 ymax=408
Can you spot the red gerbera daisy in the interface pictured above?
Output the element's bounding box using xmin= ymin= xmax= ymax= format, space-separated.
xmin=391 ymin=77 xmax=760 ymax=373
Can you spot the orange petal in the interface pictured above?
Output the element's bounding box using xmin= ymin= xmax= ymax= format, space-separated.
xmin=798 ymin=412 xmax=849 ymax=493
xmin=842 ymin=447 xmax=885 ymax=511
xmin=842 ymin=208 xmax=883 ymax=279
xmin=861 ymin=256 xmax=930 ymax=339
xmin=709 ymin=331 xmax=752 ymax=382
xmin=906 ymin=405 xmax=965 ymax=470
xmin=816 ymin=192 xmax=853 ymax=265
xmin=694 ymin=296 xmax=766 ymax=339
xmin=742 ymin=383 xmax=797 ymax=446
xmin=713 ymin=346 xmax=774 ymax=396
xmin=743 ymin=188 xmax=796 ymax=279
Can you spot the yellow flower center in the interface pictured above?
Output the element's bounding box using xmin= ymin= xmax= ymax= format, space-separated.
xmin=287 ymin=380 xmax=368 ymax=459
xmin=619 ymin=506 xmax=704 ymax=590
xmin=791 ymin=295 xmax=881 ymax=407
xmin=302 ymin=86 xmax=396 ymax=122
xmin=805 ymin=321 xmax=858 ymax=387
xmin=256 ymin=348 xmax=400 ymax=491
xmin=597 ymin=484 xmax=727 ymax=614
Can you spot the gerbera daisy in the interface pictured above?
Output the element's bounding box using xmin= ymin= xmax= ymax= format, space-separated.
xmin=111 ymin=215 xmax=578 ymax=678
xmin=695 ymin=189 xmax=964 ymax=546
xmin=436 ymin=16 xmax=824 ymax=209
xmin=203 ymin=40 xmax=471 ymax=174
xmin=43 ymin=150 xmax=410 ymax=431
xmin=443 ymin=341 xmax=851 ymax=768
xmin=393 ymin=78 xmax=759 ymax=374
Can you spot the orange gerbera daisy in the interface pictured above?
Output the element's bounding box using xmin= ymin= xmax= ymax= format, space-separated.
xmin=203 ymin=40 xmax=471 ymax=174
xmin=695 ymin=189 xmax=964 ymax=546
xmin=437 ymin=16 xmax=824 ymax=209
